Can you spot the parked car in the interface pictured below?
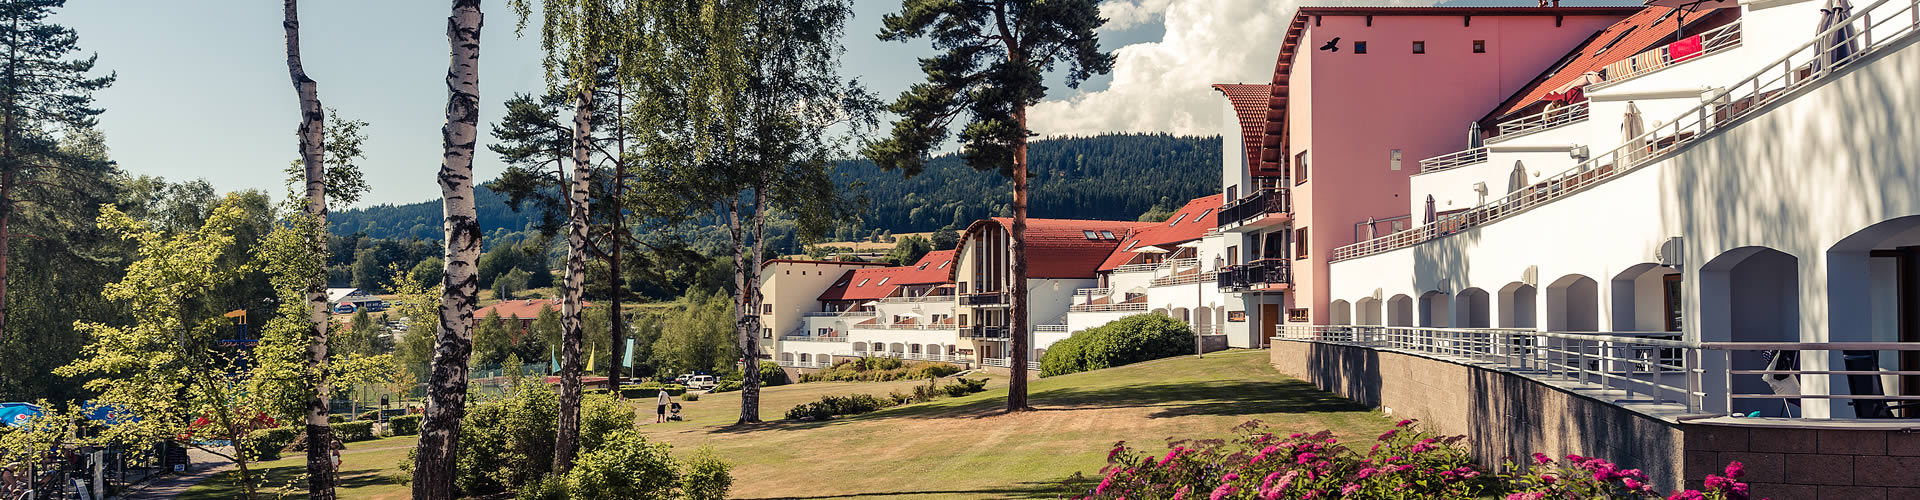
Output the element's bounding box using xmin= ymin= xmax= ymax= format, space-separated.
xmin=360 ymin=300 xmax=389 ymax=312
xmin=686 ymin=375 xmax=717 ymax=391
xmin=674 ymin=374 xmax=693 ymax=385
xmin=331 ymin=302 xmax=357 ymax=314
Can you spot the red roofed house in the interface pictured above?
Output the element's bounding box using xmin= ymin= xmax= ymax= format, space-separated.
xmin=951 ymin=217 xmax=1157 ymax=366
xmin=476 ymin=298 xmax=592 ymax=334
xmin=755 ymin=259 xmax=890 ymax=363
xmin=1068 ymin=194 xmax=1245 ymax=348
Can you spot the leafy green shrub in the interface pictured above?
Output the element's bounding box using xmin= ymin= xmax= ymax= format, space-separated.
xmin=326 ymin=414 xmax=347 ymax=424
xmin=566 ymin=430 xmax=679 ymax=500
xmin=1040 ymin=314 xmax=1191 ymax=376
xmin=679 ymin=449 xmax=734 ymax=500
xmin=357 ymin=409 xmax=380 ymax=421
xmin=712 ymin=379 xmax=742 ymax=393
xmin=757 ymin=361 xmax=790 ymax=386
xmin=514 ymin=476 xmax=571 ymax=500
xmin=682 ymin=392 xmax=700 ymax=402
xmin=245 ymin=426 xmax=301 ymax=461
xmin=796 ymin=361 xmax=962 ymax=383
xmin=454 ymin=383 xmax=560 ymax=496
xmin=334 ymin=421 xmax=375 ymax=442
xmin=783 ymin=394 xmax=895 ymax=421
xmin=906 ymin=362 xmax=961 ymax=379
xmin=578 ymin=393 xmax=636 ymax=455
xmin=621 ymin=383 xmax=686 ymax=398
xmin=388 ymin=415 xmax=422 ymax=436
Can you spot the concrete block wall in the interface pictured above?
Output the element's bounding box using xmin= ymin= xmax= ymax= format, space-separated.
xmin=1682 ymin=425 xmax=1920 ymax=500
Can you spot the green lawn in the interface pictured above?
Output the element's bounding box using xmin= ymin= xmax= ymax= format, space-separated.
xmin=183 ymin=350 xmax=1389 ymax=499
xmin=180 ymin=435 xmax=417 ymax=500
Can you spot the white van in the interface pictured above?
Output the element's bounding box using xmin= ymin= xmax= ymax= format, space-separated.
xmin=686 ymin=375 xmax=717 ymax=391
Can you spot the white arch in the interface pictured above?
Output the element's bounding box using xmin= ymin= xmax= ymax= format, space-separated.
xmin=1546 ymin=275 xmax=1599 ymax=332
xmin=1418 ymin=291 xmax=1451 ymax=327
xmin=1498 ymin=282 xmax=1537 ymax=329
xmin=1387 ymin=295 xmax=1414 ymax=326
xmin=1356 ymin=297 xmax=1383 ymax=325
xmin=1328 ymin=300 xmax=1352 ymax=326
xmin=1452 ymin=288 xmax=1491 ymax=328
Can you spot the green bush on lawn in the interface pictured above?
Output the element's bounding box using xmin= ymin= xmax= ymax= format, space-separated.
xmin=621 ymin=382 xmax=686 ymax=398
xmin=388 ymin=414 xmax=422 ymax=436
xmin=334 ymin=421 xmax=375 ymax=442
xmin=1040 ymin=314 xmax=1193 ymax=377
xmin=244 ymin=426 xmax=301 ymax=461
xmin=795 ymin=359 xmax=960 ymax=383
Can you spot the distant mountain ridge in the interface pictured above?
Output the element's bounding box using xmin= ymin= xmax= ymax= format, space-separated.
xmin=331 ymin=133 xmax=1222 ymax=241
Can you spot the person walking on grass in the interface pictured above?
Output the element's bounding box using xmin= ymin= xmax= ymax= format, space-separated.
xmin=655 ymin=389 xmax=669 ymax=423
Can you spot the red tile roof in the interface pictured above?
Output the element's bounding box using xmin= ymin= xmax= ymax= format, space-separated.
xmin=1098 ymin=194 xmax=1225 ymax=271
xmin=815 ymin=250 xmax=957 ymax=302
xmin=760 ymin=258 xmax=890 ymax=270
xmin=1211 ymin=84 xmax=1275 ymax=177
xmin=1485 ymin=7 xmax=1733 ymax=122
xmin=953 ymin=218 xmax=1157 ymax=280
xmin=476 ymin=298 xmax=591 ymax=320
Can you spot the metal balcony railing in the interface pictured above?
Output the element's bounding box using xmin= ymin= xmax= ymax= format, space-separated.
xmin=1217 ymin=259 xmax=1291 ymax=290
xmin=1599 ymin=21 xmax=1745 ymax=87
xmin=1219 ymin=188 xmax=1291 ymax=228
xmin=1491 ymin=102 xmax=1590 ymax=140
xmin=963 ymin=325 xmax=1010 ymax=339
xmin=1150 ymin=271 xmax=1218 ymax=287
xmin=804 ymin=310 xmax=876 ymax=317
xmin=780 ymin=334 xmax=849 ymax=343
xmin=1332 ymin=1 xmax=1916 ymax=263
xmin=961 ymin=292 xmax=1009 ymax=307
xmin=1070 ymin=302 xmax=1151 ymax=313
xmin=878 ymin=295 xmax=954 ymax=304
xmin=1034 ymin=324 xmax=1070 ymax=333
xmin=1418 ymin=147 xmax=1489 ymax=173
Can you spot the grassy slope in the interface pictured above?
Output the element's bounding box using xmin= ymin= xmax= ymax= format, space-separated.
xmin=643 ymin=350 xmax=1388 ymax=499
xmin=182 ymin=350 xmax=1387 ymax=499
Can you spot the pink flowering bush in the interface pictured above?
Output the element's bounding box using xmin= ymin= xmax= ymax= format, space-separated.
xmin=1077 ymin=420 xmax=1762 ymax=500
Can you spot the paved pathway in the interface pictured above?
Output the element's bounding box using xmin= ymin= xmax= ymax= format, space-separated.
xmin=118 ymin=448 xmax=231 ymax=499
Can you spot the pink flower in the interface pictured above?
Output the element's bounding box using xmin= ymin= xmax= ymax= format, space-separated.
xmin=1296 ymin=452 xmax=1319 ymax=464
xmin=1095 ymin=476 xmax=1112 ymax=495
xmin=1410 ymin=443 xmax=1435 ymax=453
xmin=1504 ymin=493 xmax=1545 ymax=500
xmin=1704 ymin=474 xmax=1729 ymax=490
xmin=1396 ymin=419 xmax=1416 ymax=427
xmin=1173 ymin=486 xmax=1190 ymax=500
xmin=1667 ymin=491 xmax=1706 ymax=500
xmin=1208 ymin=483 xmax=1236 ymax=500
xmin=1325 ymin=437 xmax=1338 ymax=445
xmin=1274 ymin=470 xmax=1300 ymax=491
xmin=1623 ymin=478 xmax=1645 ymax=492
xmin=1540 ymin=474 xmax=1556 ymax=485
xmin=1261 ymin=471 xmax=1284 ymax=491
xmin=1377 ymin=429 xmax=1398 ymax=441
xmin=1221 ymin=473 xmax=1241 ymax=482
xmin=1160 ymin=447 xmax=1184 ymax=466
xmin=1723 ymin=461 xmax=1745 ymax=480
xmin=1531 ymin=453 xmax=1552 ymax=465
xmin=1354 ymin=467 xmax=1377 ymax=480
xmin=1340 ymin=483 xmax=1361 ymax=496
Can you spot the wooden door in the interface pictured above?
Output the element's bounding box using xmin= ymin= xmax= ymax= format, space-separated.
xmin=1260 ymin=304 xmax=1281 ymax=347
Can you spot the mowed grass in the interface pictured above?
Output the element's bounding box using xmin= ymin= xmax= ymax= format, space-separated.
xmin=179 ymin=435 xmax=418 ymax=500
xmin=181 ymin=350 xmax=1388 ymax=499
xmin=642 ymin=350 xmax=1390 ymax=499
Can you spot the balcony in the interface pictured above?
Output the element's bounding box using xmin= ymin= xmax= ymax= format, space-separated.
xmin=960 ymin=291 xmax=1009 ymax=307
xmin=1418 ymin=147 xmax=1489 ymax=174
xmin=779 ymin=334 xmax=850 ymax=343
xmin=1594 ymin=21 xmax=1743 ymax=89
xmin=1490 ymin=102 xmax=1590 ymax=141
xmin=1217 ymin=259 xmax=1291 ymax=292
xmin=1218 ymin=188 xmax=1291 ymax=232
xmin=804 ymin=310 xmax=876 ymax=318
xmin=1070 ymin=302 xmax=1150 ymax=313
xmin=962 ymin=325 xmax=1009 ymax=339
xmin=1150 ymin=270 xmax=1217 ymax=288
xmin=878 ymin=295 xmax=954 ymax=304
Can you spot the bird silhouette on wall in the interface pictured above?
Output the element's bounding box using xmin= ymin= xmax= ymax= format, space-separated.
xmin=1319 ymin=37 xmax=1341 ymax=52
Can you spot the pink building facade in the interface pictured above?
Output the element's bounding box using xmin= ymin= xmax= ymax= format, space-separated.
xmin=1217 ymin=6 xmax=1637 ymax=332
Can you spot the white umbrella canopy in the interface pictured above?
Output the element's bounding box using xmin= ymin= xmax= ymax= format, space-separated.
xmin=1508 ymin=160 xmax=1529 ymax=194
xmin=1467 ymin=122 xmax=1484 ymax=149
xmin=1133 ymin=245 xmax=1170 ymax=254
xmin=1622 ymin=101 xmax=1647 ymax=164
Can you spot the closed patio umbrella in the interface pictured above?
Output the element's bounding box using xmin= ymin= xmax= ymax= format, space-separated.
xmin=1622 ymin=101 xmax=1647 ymax=164
xmin=1364 ymin=217 xmax=1377 ymax=240
xmin=1423 ymin=195 xmax=1437 ymax=224
xmin=1817 ymin=0 xmax=1858 ymax=71
xmin=1508 ymin=160 xmax=1528 ymax=194
xmin=1467 ymin=122 xmax=1483 ymax=149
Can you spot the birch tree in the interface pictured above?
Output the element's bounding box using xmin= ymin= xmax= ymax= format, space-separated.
xmin=863 ymin=0 xmax=1112 ymax=411
xmin=281 ymin=1 xmax=344 ymax=496
xmin=639 ymin=0 xmax=872 ymax=424
xmin=414 ymin=0 xmax=484 ymax=497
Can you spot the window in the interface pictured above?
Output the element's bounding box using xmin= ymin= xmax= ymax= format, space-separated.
xmin=1100 ymin=230 xmax=1115 ymax=239
xmin=817 ymin=328 xmax=830 ymax=336
xmin=938 ymin=261 xmax=949 ymax=269
xmin=959 ymin=314 xmax=970 ymax=326
xmin=1294 ymin=151 xmax=1309 ymax=184
xmin=917 ymin=263 xmax=929 ymax=270
xmin=1125 ymin=241 xmax=1140 ymax=251
xmin=1412 ymin=41 xmax=1425 ymax=54
xmin=1390 ymin=149 xmax=1403 ymax=171
xmin=762 ymin=328 xmax=772 ymax=339
xmin=1168 ymin=213 xmax=1188 ymax=226
xmin=878 ymin=277 xmax=889 ymax=286
xmin=1083 ymin=230 xmax=1099 ymax=239
xmin=1295 ymin=228 xmax=1310 ymax=259
xmin=1226 ymin=185 xmax=1238 ymax=201
xmin=857 ymin=278 xmax=870 ymax=287
xmin=1472 ymin=40 xmax=1486 ymax=53
xmin=1227 ymin=246 xmax=1239 ymax=265
xmin=1392 ymin=220 xmax=1406 ymax=232
xmin=1354 ymin=41 xmax=1368 ymax=54
xmin=762 ymin=303 xmax=772 ymax=314
xmin=1196 ymin=208 xmax=1213 ymax=222
xmin=1288 ymin=308 xmax=1310 ymax=322
xmin=1595 ymin=27 xmax=1637 ymax=55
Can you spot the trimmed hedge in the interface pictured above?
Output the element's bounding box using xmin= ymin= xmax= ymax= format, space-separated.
xmin=388 ymin=415 xmax=422 ymax=436
xmin=620 ymin=383 xmax=686 ymax=398
xmin=757 ymin=360 xmax=790 ymax=386
xmin=1040 ymin=314 xmax=1192 ymax=377
xmin=784 ymin=394 xmax=894 ymax=421
xmin=712 ymin=379 xmax=742 ymax=393
xmin=334 ymin=421 xmax=376 ymax=442
xmin=246 ymin=426 xmax=301 ymax=461
xmin=796 ymin=360 xmax=960 ymax=383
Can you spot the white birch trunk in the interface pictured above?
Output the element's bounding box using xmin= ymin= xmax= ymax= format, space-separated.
xmin=415 ymin=1 xmax=482 ymax=497
xmin=283 ymin=1 xmax=337 ymax=497
xmin=554 ymin=85 xmax=592 ymax=473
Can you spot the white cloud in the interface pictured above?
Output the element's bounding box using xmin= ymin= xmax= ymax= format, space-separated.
xmin=1034 ymin=0 xmax=1427 ymax=138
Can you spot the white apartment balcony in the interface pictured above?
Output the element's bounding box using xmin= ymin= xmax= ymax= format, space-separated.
xmin=878 ymin=294 xmax=954 ymax=304
xmin=978 ymin=358 xmax=1041 ymax=370
xmin=959 ymin=291 xmax=1009 ymax=308
xmin=1069 ymin=300 xmax=1150 ymax=313
xmin=804 ymin=310 xmax=877 ymax=318
xmin=1587 ymin=21 xmax=1745 ymax=93
xmin=779 ymin=333 xmax=850 ymax=343
xmin=1218 ymin=188 xmax=1292 ymax=232
xmin=1488 ymin=102 xmax=1591 ymax=143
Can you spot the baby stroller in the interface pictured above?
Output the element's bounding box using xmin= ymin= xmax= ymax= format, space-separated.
xmin=667 ymin=402 xmax=684 ymax=422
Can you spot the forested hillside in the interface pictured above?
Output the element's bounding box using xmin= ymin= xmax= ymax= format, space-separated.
xmin=332 ymin=133 xmax=1221 ymax=241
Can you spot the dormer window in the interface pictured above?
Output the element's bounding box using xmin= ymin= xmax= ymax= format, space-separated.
xmin=1100 ymin=230 xmax=1115 ymax=239
xmin=857 ymin=278 xmax=870 ymax=287
xmin=1168 ymin=213 xmax=1188 ymax=226
xmin=1083 ymin=230 xmax=1099 ymax=239
xmin=917 ymin=263 xmax=929 ymax=270
xmin=938 ymin=261 xmax=949 ymax=269
xmin=1125 ymin=241 xmax=1139 ymax=251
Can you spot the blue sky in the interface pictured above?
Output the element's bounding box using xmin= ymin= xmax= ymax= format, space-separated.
xmin=56 ymin=0 xmax=1255 ymax=208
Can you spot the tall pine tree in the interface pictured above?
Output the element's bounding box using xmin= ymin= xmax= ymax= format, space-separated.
xmin=0 ymin=0 xmax=113 ymax=343
xmin=864 ymin=0 xmax=1111 ymax=411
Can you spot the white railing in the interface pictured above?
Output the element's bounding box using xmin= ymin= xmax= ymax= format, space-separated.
xmin=1074 ymin=287 xmax=1111 ymax=297
xmin=1193 ymin=325 xmax=1223 ymax=336
xmin=1703 ymin=342 xmax=1920 ymax=415
xmin=980 ymin=357 xmax=1009 ymax=368
xmin=1492 ymin=102 xmax=1590 ymax=140
xmin=1035 ymin=324 xmax=1069 ymax=333
xmin=804 ymin=310 xmax=877 ymax=317
xmin=868 ymin=323 xmax=955 ymax=330
xmin=1598 ymin=21 xmax=1745 ymax=87
xmin=1069 ymin=302 xmax=1151 ymax=313
xmin=1112 ymin=258 xmax=1200 ymax=275
xmin=780 ymin=335 xmax=850 ymax=343
xmin=1333 ymin=1 xmax=1918 ymax=263
xmin=1277 ymin=326 xmax=1705 ymax=413
xmin=879 ymin=295 xmax=954 ymax=304
xmin=1418 ymin=147 xmax=1488 ymax=173
xmin=1150 ymin=271 xmax=1217 ymax=288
